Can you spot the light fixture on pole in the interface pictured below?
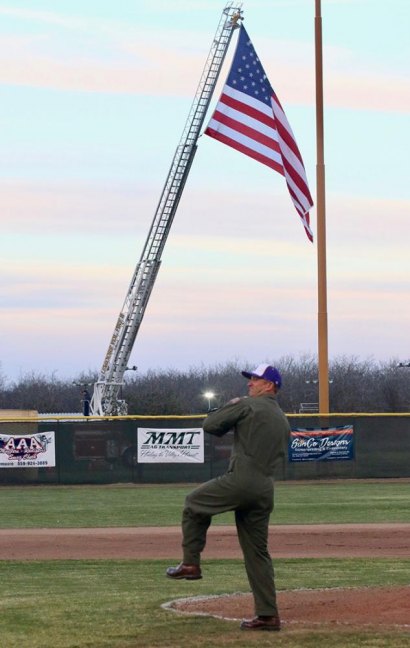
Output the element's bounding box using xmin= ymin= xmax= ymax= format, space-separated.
xmin=203 ymin=391 xmax=215 ymax=411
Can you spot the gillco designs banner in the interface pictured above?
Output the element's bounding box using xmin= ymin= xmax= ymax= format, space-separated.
xmin=137 ymin=428 xmax=204 ymax=463
xmin=0 ymin=432 xmax=56 ymax=468
xmin=289 ymin=426 xmax=354 ymax=462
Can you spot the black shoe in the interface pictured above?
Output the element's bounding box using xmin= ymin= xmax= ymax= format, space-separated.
xmin=166 ymin=562 xmax=202 ymax=580
xmin=240 ymin=616 xmax=281 ymax=631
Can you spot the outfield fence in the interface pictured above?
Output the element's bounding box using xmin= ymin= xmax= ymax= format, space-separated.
xmin=1 ymin=413 xmax=410 ymax=484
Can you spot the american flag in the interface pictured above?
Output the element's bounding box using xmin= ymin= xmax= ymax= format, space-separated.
xmin=205 ymin=25 xmax=314 ymax=242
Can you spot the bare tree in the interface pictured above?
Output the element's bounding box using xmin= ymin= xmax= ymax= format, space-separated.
xmin=0 ymin=357 xmax=408 ymax=414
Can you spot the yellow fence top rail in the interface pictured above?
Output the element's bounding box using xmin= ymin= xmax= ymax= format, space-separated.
xmin=1 ymin=412 xmax=410 ymax=423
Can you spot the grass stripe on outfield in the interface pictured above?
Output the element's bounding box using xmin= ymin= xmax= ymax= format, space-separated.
xmin=0 ymin=481 xmax=409 ymax=527
xmin=1 ymin=559 xmax=409 ymax=648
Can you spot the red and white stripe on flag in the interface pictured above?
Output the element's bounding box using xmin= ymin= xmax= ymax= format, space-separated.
xmin=204 ymin=32 xmax=314 ymax=243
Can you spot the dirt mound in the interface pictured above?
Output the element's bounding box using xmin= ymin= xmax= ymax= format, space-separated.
xmin=165 ymin=586 xmax=410 ymax=631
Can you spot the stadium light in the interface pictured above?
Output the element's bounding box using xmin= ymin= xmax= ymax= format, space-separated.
xmin=203 ymin=391 xmax=215 ymax=410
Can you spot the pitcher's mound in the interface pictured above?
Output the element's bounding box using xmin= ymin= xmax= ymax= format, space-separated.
xmin=165 ymin=586 xmax=410 ymax=630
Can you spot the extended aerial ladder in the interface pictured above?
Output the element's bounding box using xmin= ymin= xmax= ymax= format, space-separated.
xmin=90 ymin=3 xmax=243 ymax=415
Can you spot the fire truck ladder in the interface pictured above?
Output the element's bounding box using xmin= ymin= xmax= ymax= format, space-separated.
xmin=91 ymin=3 xmax=243 ymax=416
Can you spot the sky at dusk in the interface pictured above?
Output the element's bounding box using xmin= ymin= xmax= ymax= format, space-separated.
xmin=1 ymin=0 xmax=409 ymax=382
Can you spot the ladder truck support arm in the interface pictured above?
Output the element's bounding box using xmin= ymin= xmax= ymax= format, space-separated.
xmin=90 ymin=3 xmax=243 ymax=416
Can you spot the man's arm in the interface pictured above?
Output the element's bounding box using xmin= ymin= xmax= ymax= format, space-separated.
xmin=203 ymin=397 xmax=249 ymax=437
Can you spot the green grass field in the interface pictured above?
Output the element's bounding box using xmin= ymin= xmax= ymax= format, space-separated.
xmin=2 ymin=558 xmax=410 ymax=648
xmin=1 ymin=480 xmax=410 ymax=527
xmin=1 ymin=481 xmax=409 ymax=647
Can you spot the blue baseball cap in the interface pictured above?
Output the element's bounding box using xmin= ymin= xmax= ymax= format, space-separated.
xmin=241 ymin=363 xmax=282 ymax=389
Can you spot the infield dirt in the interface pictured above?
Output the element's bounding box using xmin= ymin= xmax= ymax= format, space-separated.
xmin=0 ymin=522 xmax=409 ymax=560
xmin=2 ymin=523 xmax=409 ymax=631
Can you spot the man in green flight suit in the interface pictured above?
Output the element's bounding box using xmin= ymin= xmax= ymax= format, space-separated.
xmin=166 ymin=363 xmax=290 ymax=631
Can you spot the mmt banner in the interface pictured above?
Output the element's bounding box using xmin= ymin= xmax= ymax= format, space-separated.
xmin=137 ymin=428 xmax=204 ymax=463
xmin=289 ymin=426 xmax=354 ymax=462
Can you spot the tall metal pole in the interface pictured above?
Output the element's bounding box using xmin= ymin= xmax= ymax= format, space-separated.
xmin=315 ymin=0 xmax=330 ymax=413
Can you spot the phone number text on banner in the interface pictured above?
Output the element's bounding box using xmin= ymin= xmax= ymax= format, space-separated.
xmin=138 ymin=428 xmax=204 ymax=463
xmin=289 ymin=426 xmax=354 ymax=462
xmin=0 ymin=432 xmax=56 ymax=468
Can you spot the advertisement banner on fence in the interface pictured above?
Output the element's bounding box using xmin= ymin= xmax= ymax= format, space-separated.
xmin=137 ymin=428 xmax=204 ymax=463
xmin=0 ymin=432 xmax=56 ymax=468
xmin=289 ymin=426 xmax=354 ymax=462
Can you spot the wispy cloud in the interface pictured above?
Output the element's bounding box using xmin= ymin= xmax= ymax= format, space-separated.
xmin=0 ymin=180 xmax=153 ymax=235
xmin=0 ymin=13 xmax=408 ymax=113
xmin=0 ymin=36 xmax=206 ymax=95
xmin=0 ymin=5 xmax=86 ymax=28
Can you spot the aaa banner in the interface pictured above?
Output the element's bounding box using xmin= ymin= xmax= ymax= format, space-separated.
xmin=289 ymin=426 xmax=354 ymax=462
xmin=0 ymin=431 xmax=56 ymax=468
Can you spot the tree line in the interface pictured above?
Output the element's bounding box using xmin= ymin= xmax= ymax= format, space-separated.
xmin=0 ymin=356 xmax=409 ymax=415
